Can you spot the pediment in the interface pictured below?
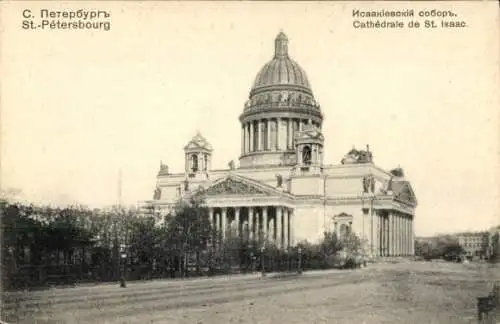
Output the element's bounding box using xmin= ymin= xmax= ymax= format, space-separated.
xmin=393 ymin=181 xmax=417 ymax=206
xmin=205 ymin=177 xmax=272 ymax=196
xmin=184 ymin=132 xmax=213 ymax=151
xmin=184 ymin=141 xmax=203 ymax=150
xmin=333 ymin=212 xmax=353 ymax=220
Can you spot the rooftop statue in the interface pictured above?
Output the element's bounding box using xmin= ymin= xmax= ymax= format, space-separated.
xmin=341 ymin=145 xmax=373 ymax=164
xmin=158 ymin=161 xmax=169 ymax=174
xmin=390 ymin=167 xmax=405 ymax=178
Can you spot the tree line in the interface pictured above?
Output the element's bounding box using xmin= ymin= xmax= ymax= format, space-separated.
xmin=1 ymin=190 xmax=366 ymax=290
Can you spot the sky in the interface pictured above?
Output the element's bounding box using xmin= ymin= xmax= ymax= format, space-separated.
xmin=1 ymin=1 xmax=499 ymax=237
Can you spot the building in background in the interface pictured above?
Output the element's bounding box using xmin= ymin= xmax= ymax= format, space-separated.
xmin=454 ymin=231 xmax=489 ymax=259
xmin=142 ymin=32 xmax=418 ymax=257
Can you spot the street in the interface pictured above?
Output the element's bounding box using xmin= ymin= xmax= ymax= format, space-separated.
xmin=4 ymin=261 xmax=497 ymax=324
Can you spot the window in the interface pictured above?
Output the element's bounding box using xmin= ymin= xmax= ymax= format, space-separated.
xmin=302 ymin=145 xmax=312 ymax=165
xmin=191 ymin=154 xmax=198 ymax=172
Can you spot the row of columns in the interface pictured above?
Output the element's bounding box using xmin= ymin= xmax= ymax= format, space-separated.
xmin=241 ymin=118 xmax=320 ymax=154
xmin=208 ymin=206 xmax=294 ymax=249
xmin=378 ymin=211 xmax=414 ymax=257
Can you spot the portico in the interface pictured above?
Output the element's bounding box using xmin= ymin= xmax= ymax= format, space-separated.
xmin=377 ymin=210 xmax=414 ymax=257
xmin=208 ymin=205 xmax=294 ymax=248
xmin=204 ymin=174 xmax=295 ymax=248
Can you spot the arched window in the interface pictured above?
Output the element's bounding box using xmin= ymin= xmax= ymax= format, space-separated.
xmin=191 ymin=154 xmax=198 ymax=172
xmin=302 ymin=145 xmax=312 ymax=165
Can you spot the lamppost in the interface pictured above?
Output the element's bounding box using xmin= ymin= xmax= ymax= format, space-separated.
xmin=260 ymin=246 xmax=266 ymax=278
xmin=119 ymin=244 xmax=127 ymax=288
xmin=250 ymin=251 xmax=255 ymax=273
xmin=248 ymin=242 xmax=254 ymax=273
xmin=284 ymin=248 xmax=289 ymax=272
xmin=297 ymin=247 xmax=303 ymax=274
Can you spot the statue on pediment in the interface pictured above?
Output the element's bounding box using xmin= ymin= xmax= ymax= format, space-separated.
xmin=184 ymin=180 xmax=189 ymax=191
xmin=228 ymin=160 xmax=235 ymax=170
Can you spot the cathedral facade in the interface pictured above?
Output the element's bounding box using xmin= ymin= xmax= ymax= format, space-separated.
xmin=146 ymin=32 xmax=417 ymax=258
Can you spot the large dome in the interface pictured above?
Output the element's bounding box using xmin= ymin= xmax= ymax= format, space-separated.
xmin=239 ymin=31 xmax=323 ymax=169
xmin=250 ymin=32 xmax=313 ymax=97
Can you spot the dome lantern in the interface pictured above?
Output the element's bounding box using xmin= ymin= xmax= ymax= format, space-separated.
xmin=274 ymin=31 xmax=289 ymax=58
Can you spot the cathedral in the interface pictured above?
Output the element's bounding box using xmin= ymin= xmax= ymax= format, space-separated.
xmin=145 ymin=32 xmax=417 ymax=258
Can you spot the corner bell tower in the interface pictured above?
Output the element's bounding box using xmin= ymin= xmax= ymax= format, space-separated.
xmin=294 ymin=119 xmax=324 ymax=175
xmin=183 ymin=132 xmax=213 ymax=178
